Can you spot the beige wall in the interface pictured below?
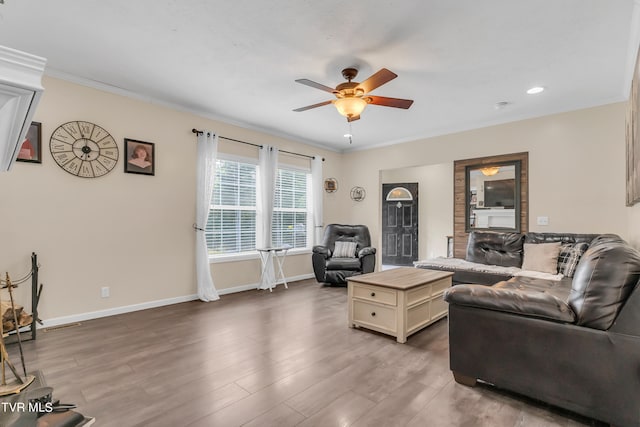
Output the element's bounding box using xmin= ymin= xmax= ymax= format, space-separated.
xmin=337 ymin=103 xmax=634 ymax=266
xmin=1 ymin=76 xmax=636 ymax=323
xmin=629 ymin=205 xmax=640 ymax=248
xmin=381 ymin=163 xmax=454 ymax=261
xmin=0 ymin=77 xmax=340 ymax=321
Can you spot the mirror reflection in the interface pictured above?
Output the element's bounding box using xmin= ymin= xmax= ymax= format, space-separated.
xmin=466 ymin=162 xmax=521 ymax=232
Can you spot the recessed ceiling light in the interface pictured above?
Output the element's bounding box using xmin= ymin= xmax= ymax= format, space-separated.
xmin=343 ymin=133 xmax=352 ymax=138
xmin=526 ymin=86 xmax=545 ymax=95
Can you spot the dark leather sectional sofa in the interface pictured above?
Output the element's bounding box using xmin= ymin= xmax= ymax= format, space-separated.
xmin=435 ymin=231 xmax=640 ymax=427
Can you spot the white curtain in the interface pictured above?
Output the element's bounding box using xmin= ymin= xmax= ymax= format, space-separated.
xmin=257 ymin=145 xmax=279 ymax=289
xmin=311 ymin=156 xmax=324 ymax=245
xmin=195 ymin=130 xmax=220 ymax=302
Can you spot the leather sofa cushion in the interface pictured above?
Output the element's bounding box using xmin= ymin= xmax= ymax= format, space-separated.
xmin=588 ymin=233 xmax=626 ymax=246
xmin=524 ymin=232 xmax=598 ymax=245
xmin=325 ymin=270 xmax=361 ymax=283
xmin=312 ymin=245 xmax=330 ymax=257
xmin=494 ymin=276 xmax=573 ymax=301
xmin=326 ymin=257 xmax=362 ymax=271
xmin=358 ymin=247 xmax=376 ymax=257
xmin=569 ymin=239 xmax=640 ymax=330
xmin=466 ymin=231 xmax=524 ymax=268
xmin=449 ymin=270 xmax=513 ymax=285
xmin=444 ymin=284 xmax=575 ymax=323
xmin=320 ymin=224 xmax=372 ymax=253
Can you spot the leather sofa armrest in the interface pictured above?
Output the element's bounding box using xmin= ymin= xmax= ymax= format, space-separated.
xmin=313 ymin=245 xmax=331 ymax=258
xmin=358 ymin=246 xmax=376 ymax=258
xmin=444 ymin=284 xmax=576 ymax=323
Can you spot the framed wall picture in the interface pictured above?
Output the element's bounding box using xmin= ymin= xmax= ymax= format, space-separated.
xmin=324 ymin=177 xmax=338 ymax=193
xmin=627 ymin=45 xmax=640 ymax=206
xmin=16 ymin=121 xmax=42 ymax=163
xmin=124 ymin=138 xmax=155 ymax=176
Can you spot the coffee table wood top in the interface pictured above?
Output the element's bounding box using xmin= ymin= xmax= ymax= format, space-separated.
xmin=348 ymin=267 xmax=453 ymax=290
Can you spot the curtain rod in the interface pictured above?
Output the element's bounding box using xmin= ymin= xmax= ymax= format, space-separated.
xmin=192 ymin=129 xmax=324 ymax=161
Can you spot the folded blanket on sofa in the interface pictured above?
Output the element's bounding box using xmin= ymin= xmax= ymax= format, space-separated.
xmin=414 ymin=257 xmax=564 ymax=281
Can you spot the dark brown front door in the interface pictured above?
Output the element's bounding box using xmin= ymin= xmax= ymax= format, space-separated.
xmin=382 ymin=183 xmax=418 ymax=266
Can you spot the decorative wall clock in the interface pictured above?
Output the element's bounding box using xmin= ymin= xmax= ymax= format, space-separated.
xmin=49 ymin=121 xmax=119 ymax=178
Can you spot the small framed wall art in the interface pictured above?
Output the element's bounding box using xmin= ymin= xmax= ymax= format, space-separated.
xmin=16 ymin=121 xmax=42 ymax=163
xmin=350 ymin=186 xmax=366 ymax=201
xmin=324 ymin=178 xmax=338 ymax=193
xmin=124 ymin=138 xmax=155 ymax=176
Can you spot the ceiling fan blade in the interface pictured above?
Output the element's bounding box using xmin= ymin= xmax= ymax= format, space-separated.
xmin=358 ymin=69 xmax=398 ymax=94
xmin=347 ymin=114 xmax=360 ymax=122
xmin=367 ymin=96 xmax=414 ymax=109
xmin=295 ymin=79 xmax=337 ymax=94
xmin=293 ymin=100 xmax=333 ymax=112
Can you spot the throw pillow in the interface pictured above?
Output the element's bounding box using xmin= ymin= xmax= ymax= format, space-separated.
xmin=333 ymin=241 xmax=357 ymax=258
xmin=521 ymin=242 xmax=562 ymax=274
xmin=557 ymin=242 xmax=590 ymax=278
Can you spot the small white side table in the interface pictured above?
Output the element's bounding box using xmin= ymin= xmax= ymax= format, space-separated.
xmin=257 ymin=246 xmax=291 ymax=292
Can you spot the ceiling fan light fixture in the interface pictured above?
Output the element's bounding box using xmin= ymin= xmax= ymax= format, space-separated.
xmin=334 ymin=97 xmax=368 ymax=119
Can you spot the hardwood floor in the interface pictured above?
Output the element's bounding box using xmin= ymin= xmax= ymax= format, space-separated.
xmin=6 ymin=279 xmax=606 ymax=426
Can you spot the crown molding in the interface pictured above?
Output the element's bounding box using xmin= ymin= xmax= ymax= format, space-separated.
xmin=342 ymin=95 xmax=626 ymax=154
xmin=43 ymin=68 xmax=342 ymax=154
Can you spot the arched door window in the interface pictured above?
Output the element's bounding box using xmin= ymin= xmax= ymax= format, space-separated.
xmin=386 ymin=187 xmax=413 ymax=202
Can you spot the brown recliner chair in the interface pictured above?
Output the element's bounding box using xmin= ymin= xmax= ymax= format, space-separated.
xmin=312 ymin=224 xmax=376 ymax=285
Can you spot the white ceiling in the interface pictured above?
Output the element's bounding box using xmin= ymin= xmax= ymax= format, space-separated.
xmin=1 ymin=0 xmax=639 ymax=152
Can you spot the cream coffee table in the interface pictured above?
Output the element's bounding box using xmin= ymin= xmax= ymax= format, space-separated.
xmin=347 ymin=267 xmax=453 ymax=343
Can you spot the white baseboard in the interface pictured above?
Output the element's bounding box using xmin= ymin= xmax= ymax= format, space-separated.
xmin=218 ymin=273 xmax=315 ymax=294
xmin=42 ymin=294 xmax=199 ymax=328
xmin=41 ymin=273 xmax=315 ymax=328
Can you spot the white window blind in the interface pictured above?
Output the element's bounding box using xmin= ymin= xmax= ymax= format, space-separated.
xmin=272 ymin=168 xmax=310 ymax=249
xmin=207 ymin=159 xmax=257 ymax=255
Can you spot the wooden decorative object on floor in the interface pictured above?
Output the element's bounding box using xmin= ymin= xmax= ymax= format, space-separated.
xmin=1 ymin=301 xmax=32 ymax=332
xmin=0 ymin=272 xmax=33 ymax=395
xmin=0 ymin=374 xmax=35 ymax=396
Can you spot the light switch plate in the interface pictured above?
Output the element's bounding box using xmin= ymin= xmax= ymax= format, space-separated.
xmin=537 ymin=216 xmax=549 ymax=226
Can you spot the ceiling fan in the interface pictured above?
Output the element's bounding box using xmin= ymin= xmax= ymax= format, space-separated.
xmin=293 ymin=68 xmax=414 ymax=122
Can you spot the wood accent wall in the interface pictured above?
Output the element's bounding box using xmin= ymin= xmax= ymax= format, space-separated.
xmin=453 ymin=152 xmax=529 ymax=258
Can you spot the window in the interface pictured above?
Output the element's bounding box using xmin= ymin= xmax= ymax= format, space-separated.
xmin=206 ymin=158 xmax=257 ymax=255
xmin=272 ymin=167 xmax=311 ymax=249
xmin=206 ymin=157 xmax=312 ymax=258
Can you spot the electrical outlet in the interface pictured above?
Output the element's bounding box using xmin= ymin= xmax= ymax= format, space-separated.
xmin=101 ymin=286 xmax=110 ymax=298
xmin=537 ymin=216 xmax=549 ymax=226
